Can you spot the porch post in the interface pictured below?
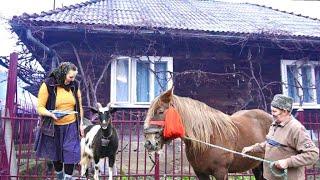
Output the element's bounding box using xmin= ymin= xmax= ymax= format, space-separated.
xmin=4 ymin=52 xmax=18 ymax=179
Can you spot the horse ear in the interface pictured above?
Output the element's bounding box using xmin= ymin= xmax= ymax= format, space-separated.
xmin=160 ymin=87 xmax=174 ymax=103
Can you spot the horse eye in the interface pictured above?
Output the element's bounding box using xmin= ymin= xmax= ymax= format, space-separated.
xmin=158 ymin=109 xmax=164 ymax=114
xmin=155 ymin=133 xmax=161 ymax=139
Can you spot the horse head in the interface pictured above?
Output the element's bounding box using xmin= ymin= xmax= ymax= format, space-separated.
xmin=90 ymin=103 xmax=116 ymax=129
xmin=144 ymin=88 xmax=174 ymax=152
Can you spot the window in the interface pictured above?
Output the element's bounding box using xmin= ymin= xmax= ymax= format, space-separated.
xmin=281 ymin=60 xmax=320 ymax=109
xmin=111 ymin=56 xmax=173 ymax=108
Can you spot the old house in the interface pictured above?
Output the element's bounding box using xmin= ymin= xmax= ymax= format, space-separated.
xmin=10 ymin=0 xmax=320 ymax=114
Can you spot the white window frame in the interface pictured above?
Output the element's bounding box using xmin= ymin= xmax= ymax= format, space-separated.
xmin=110 ymin=56 xmax=173 ymax=108
xmin=281 ymin=59 xmax=320 ymax=109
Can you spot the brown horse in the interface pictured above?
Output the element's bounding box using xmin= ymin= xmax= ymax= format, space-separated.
xmin=144 ymin=88 xmax=273 ymax=180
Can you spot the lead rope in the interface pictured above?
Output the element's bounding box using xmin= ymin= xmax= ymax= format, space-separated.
xmin=183 ymin=136 xmax=288 ymax=179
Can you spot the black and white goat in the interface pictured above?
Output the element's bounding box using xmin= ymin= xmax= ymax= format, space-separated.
xmin=80 ymin=103 xmax=118 ymax=180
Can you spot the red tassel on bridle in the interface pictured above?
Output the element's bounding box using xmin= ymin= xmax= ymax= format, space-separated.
xmin=148 ymin=106 xmax=185 ymax=140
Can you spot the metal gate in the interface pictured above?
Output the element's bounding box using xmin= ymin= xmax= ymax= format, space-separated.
xmin=1 ymin=109 xmax=320 ymax=179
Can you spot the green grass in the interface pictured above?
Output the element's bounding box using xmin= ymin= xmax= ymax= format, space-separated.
xmin=228 ymin=176 xmax=255 ymax=180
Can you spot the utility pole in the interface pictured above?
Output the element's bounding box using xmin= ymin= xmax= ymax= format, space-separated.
xmin=53 ymin=0 xmax=56 ymax=10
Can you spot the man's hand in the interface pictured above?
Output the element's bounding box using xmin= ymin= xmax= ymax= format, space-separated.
xmin=241 ymin=146 xmax=254 ymax=154
xmin=274 ymin=159 xmax=288 ymax=169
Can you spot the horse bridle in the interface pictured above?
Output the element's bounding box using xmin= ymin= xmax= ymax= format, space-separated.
xmin=144 ymin=103 xmax=176 ymax=136
xmin=144 ymin=103 xmax=167 ymax=133
xmin=144 ymin=116 xmax=165 ymax=135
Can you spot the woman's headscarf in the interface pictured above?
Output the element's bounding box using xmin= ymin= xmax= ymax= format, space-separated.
xmin=49 ymin=62 xmax=78 ymax=90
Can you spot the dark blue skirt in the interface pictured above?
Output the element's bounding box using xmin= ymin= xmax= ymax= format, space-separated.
xmin=35 ymin=121 xmax=80 ymax=164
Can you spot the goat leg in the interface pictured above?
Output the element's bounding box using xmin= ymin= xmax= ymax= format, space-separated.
xmin=80 ymin=162 xmax=88 ymax=177
xmin=93 ymin=157 xmax=101 ymax=180
xmin=108 ymin=155 xmax=116 ymax=180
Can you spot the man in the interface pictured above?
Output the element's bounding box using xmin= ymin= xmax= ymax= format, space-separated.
xmin=242 ymin=94 xmax=319 ymax=180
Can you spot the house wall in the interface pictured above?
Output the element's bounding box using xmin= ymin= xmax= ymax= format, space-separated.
xmin=35 ymin=31 xmax=317 ymax=114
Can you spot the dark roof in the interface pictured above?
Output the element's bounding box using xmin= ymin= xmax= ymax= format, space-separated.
xmin=13 ymin=0 xmax=320 ymax=38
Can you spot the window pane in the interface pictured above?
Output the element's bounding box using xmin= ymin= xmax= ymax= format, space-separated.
xmin=136 ymin=62 xmax=150 ymax=102
xmin=315 ymin=66 xmax=320 ymax=104
xmin=154 ymin=62 xmax=167 ymax=97
xmin=116 ymin=59 xmax=129 ymax=102
xmin=287 ymin=65 xmax=299 ymax=103
xmin=301 ymin=66 xmax=313 ymax=103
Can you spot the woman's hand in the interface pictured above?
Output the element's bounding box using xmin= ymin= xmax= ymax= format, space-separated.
xmin=80 ymin=123 xmax=85 ymax=137
xmin=50 ymin=112 xmax=58 ymax=120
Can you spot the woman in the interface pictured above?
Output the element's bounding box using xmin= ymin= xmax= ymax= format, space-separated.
xmin=36 ymin=62 xmax=84 ymax=180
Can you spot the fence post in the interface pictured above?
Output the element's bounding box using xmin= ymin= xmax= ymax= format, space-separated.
xmin=155 ymin=153 xmax=160 ymax=180
xmin=295 ymin=108 xmax=307 ymax=179
xmin=0 ymin=107 xmax=10 ymax=179
xmin=4 ymin=52 xmax=18 ymax=179
xmin=296 ymin=108 xmax=305 ymax=123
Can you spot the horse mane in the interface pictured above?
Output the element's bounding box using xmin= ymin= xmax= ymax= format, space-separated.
xmin=144 ymin=95 xmax=238 ymax=155
xmin=172 ymin=95 xmax=238 ymax=154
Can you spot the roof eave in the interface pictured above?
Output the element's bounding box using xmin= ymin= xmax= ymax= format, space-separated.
xmin=11 ymin=19 xmax=320 ymax=48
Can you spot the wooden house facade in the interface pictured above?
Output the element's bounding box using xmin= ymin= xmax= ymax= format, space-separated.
xmin=10 ymin=0 xmax=320 ymax=114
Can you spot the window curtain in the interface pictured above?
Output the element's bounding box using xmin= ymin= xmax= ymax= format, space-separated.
xmin=116 ymin=59 xmax=129 ymax=102
xmin=315 ymin=66 xmax=320 ymax=104
xmin=136 ymin=62 xmax=150 ymax=102
xmin=301 ymin=66 xmax=313 ymax=103
xmin=287 ymin=65 xmax=299 ymax=103
xmin=154 ymin=62 xmax=167 ymax=97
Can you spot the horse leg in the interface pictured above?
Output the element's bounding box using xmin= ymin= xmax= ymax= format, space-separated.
xmin=93 ymin=158 xmax=100 ymax=180
xmin=213 ymin=169 xmax=228 ymax=180
xmin=252 ymin=163 xmax=266 ymax=180
xmin=108 ymin=155 xmax=116 ymax=180
xmin=194 ymin=170 xmax=210 ymax=180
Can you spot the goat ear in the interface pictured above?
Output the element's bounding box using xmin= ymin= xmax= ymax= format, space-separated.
xmin=89 ymin=106 xmax=99 ymax=114
xmin=96 ymin=103 xmax=103 ymax=109
xmin=109 ymin=107 xmax=117 ymax=114
xmin=106 ymin=102 xmax=116 ymax=113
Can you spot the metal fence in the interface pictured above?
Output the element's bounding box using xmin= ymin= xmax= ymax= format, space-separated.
xmin=1 ymin=108 xmax=320 ymax=179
